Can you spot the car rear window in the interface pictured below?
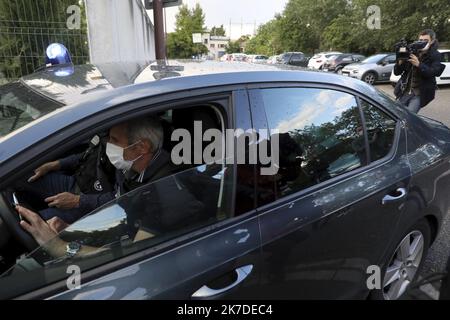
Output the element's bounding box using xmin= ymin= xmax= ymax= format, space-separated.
xmin=0 ymin=82 xmax=62 ymax=138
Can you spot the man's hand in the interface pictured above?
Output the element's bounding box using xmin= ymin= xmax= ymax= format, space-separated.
xmin=28 ymin=161 xmax=61 ymax=183
xmin=408 ymin=54 xmax=420 ymax=67
xmin=45 ymin=192 xmax=80 ymax=210
xmin=47 ymin=217 xmax=70 ymax=234
xmin=16 ymin=206 xmax=58 ymax=246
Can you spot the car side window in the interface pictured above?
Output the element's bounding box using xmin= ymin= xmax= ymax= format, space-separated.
xmin=386 ymin=55 xmax=396 ymax=64
xmin=259 ymin=88 xmax=365 ymax=201
xmin=360 ymin=100 xmax=397 ymax=162
xmin=291 ymin=54 xmax=303 ymax=61
xmin=441 ymin=53 xmax=450 ymax=63
xmin=0 ymin=105 xmax=235 ymax=299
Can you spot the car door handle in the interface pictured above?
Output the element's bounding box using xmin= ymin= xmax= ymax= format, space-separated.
xmin=191 ymin=265 xmax=253 ymax=299
xmin=382 ymin=188 xmax=407 ymax=205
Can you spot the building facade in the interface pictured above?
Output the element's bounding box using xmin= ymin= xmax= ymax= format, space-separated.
xmin=201 ymin=34 xmax=230 ymax=60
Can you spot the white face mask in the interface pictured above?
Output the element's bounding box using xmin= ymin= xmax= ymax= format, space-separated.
xmin=106 ymin=141 xmax=142 ymax=171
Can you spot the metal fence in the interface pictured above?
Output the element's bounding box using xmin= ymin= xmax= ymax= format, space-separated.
xmin=0 ymin=0 xmax=89 ymax=84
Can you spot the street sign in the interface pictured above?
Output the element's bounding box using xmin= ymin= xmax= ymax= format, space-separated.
xmin=144 ymin=0 xmax=182 ymax=10
xmin=192 ymin=33 xmax=202 ymax=44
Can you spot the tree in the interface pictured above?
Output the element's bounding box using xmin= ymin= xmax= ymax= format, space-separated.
xmin=248 ymin=0 xmax=450 ymax=57
xmin=245 ymin=17 xmax=283 ymax=55
xmin=167 ymin=3 xmax=208 ymax=59
xmin=322 ymin=0 xmax=450 ymax=55
xmin=210 ymin=25 xmax=226 ymax=37
xmin=225 ymin=35 xmax=250 ymax=54
xmin=225 ymin=41 xmax=241 ymax=54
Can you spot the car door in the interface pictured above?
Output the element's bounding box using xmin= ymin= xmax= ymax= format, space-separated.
xmin=379 ymin=55 xmax=396 ymax=81
xmin=289 ymin=54 xmax=305 ymax=67
xmin=249 ymin=85 xmax=411 ymax=299
xmin=0 ymin=90 xmax=262 ymax=300
xmin=438 ymin=52 xmax=450 ymax=84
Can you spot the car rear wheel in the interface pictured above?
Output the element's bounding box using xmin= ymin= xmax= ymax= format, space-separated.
xmin=335 ymin=66 xmax=343 ymax=74
xmin=362 ymin=72 xmax=377 ymax=85
xmin=371 ymin=219 xmax=431 ymax=300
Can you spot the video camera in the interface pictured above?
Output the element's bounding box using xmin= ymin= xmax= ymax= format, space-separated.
xmin=394 ymin=39 xmax=429 ymax=61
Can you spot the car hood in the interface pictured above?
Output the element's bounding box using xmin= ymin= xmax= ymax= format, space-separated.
xmin=343 ymin=63 xmax=375 ymax=72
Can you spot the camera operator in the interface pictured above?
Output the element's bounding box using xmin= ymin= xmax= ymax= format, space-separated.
xmin=394 ymin=29 xmax=445 ymax=113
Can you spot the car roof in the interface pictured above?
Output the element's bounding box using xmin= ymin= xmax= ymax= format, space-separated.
xmin=20 ymin=63 xmax=147 ymax=105
xmin=0 ymin=69 xmax=403 ymax=163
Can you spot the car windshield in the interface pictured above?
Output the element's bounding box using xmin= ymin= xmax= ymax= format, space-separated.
xmin=362 ymin=55 xmax=385 ymax=64
xmin=0 ymin=82 xmax=62 ymax=138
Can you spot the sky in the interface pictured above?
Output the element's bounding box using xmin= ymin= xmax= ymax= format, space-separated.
xmin=147 ymin=0 xmax=289 ymax=40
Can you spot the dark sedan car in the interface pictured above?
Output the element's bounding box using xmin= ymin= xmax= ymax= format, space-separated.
xmin=322 ymin=54 xmax=366 ymax=73
xmin=0 ymin=64 xmax=449 ymax=300
xmin=279 ymin=52 xmax=310 ymax=67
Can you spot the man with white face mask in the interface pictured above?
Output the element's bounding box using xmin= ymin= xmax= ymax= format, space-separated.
xmin=75 ymin=116 xmax=175 ymax=215
xmin=15 ymin=116 xmax=204 ymax=255
xmin=20 ymin=117 xmax=174 ymax=231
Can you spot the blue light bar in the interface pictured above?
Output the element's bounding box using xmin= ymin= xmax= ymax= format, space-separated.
xmin=45 ymin=43 xmax=73 ymax=66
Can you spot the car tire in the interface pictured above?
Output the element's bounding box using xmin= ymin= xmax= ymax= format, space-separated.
xmin=335 ymin=66 xmax=343 ymax=74
xmin=362 ymin=71 xmax=378 ymax=85
xmin=369 ymin=219 xmax=431 ymax=300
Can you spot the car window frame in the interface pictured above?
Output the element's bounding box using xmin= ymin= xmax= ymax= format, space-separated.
xmin=382 ymin=55 xmax=396 ymax=64
xmin=0 ymin=86 xmax=260 ymax=299
xmin=441 ymin=52 xmax=450 ymax=63
xmin=247 ymin=82 xmax=402 ymax=210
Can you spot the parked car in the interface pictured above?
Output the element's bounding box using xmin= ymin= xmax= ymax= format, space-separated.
xmin=323 ymin=54 xmax=366 ymax=73
xmin=280 ymin=52 xmax=310 ymax=67
xmin=230 ymin=53 xmax=247 ymax=62
xmin=390 ymin=49 xmax=450 ymax=86
xmin=341 ymin=53 xmax=397 ymax=84
xmin=308 ymin=51 xmax=343 ymax=70
xmin=1 ymin=48 xmax=449 ymax=300
xmin=251 ymin=55 xmax=269 ymax=64
xmin=220 ymin=54 xmax=231 ymax=62
xmin=267 ymin=55 xmax=281 ymax=64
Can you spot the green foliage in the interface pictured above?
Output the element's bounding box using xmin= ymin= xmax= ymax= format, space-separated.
xmin=210 ymin=25 xmax=226 ymax=37
xmin=247 ymin=0 xmax=450 ymax=56
xmin=246 ymin=17 xmax=283 ymax=55
xmin=225 ymin=41 xmax=241 ymax=54
xmin=225 ymin=35 xmax=250 ymax=54
xmin=167 ymin=3 xmax=208 ymax=59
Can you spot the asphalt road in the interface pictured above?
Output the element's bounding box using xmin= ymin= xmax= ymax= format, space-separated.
xmin=377 ymin=84 xmax=450 ymax=293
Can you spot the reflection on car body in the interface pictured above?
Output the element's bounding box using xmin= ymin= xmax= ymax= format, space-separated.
xmin=0 ymin=63 xmax=450 ymax=300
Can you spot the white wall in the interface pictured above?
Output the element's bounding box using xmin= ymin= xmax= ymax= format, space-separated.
xmin=85 ymin=0 xmax=155 ymax=82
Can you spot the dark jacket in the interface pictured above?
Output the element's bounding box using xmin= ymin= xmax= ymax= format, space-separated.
xmin=59 ymin=139 xmax=116 ymax=194
xmin=394 ymin=42 xmax=445 ymax=108
xmin=78 ymin=149 xmax=176 ymax=214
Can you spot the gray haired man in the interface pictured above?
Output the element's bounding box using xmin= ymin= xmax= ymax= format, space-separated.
xmin=29 ymin=116 xmax=175 ymax=227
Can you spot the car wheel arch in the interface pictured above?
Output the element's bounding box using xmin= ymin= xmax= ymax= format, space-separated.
xmin=362 ymin=70 xmax=379 ymax=82
xmin=404 ymin=186 xmax=442 ymax=244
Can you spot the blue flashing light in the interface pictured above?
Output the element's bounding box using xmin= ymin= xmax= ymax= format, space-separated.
xmin=45 ymin=43 xmax=73 ymax=66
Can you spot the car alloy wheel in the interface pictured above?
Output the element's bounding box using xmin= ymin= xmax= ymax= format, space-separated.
xmin=382 ymin=230 xmax=424 ymax=300
xmin=364 ymin=72 xmax=376 ymax=85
